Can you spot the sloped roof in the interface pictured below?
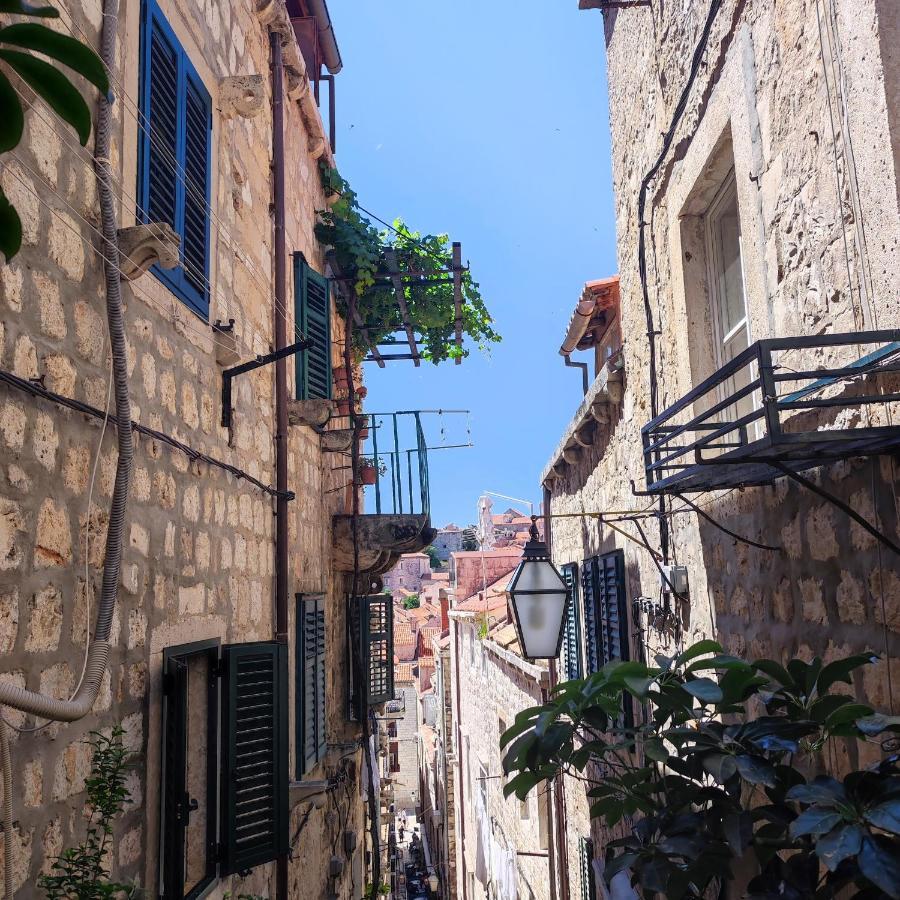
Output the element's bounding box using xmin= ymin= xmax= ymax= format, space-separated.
xmin=395 ymin=663 xmax=414 ymax=682
xmin=454 ymin=572 xmax=512 ymax=612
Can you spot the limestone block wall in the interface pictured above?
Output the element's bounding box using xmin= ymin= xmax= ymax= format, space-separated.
xmin=449 ymin=616 xmax=551 ymax=900
xmin=549 ymin=0 xmax=900 ymax=889
xmin=394 ymin=681 xmax=420 ymax=813
xmin=0 ymin=0 xmax=364 ymax=896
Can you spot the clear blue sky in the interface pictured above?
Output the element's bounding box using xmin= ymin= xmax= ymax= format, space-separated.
xmin=329 ymin=1 xmax=618 ymax=527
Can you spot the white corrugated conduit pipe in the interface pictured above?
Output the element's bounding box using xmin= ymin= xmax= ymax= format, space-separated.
xmin=0 ymin=0 xmax=129 ymax=893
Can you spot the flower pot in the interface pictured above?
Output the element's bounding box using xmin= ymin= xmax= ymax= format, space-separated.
xmin=333 ymin=366 xmax=349 ymax=388
xmin=358 ymin=426 xmax=370 ymax=440
xmin=360 ymin=466 xmax=377 ymax=485
xmin=337 ymin=398 xmax=351 ymax=416
xmin=355 ymin=385 xmax=368 ymax=399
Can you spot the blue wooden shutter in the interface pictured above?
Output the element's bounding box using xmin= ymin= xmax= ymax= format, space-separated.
xmin=139 ymin=0 xmax=211 ymax=318
xmin=220 ymin=642 xmax=289 ymax=874
xmin=561 ymin=563 xmax=583 ymax=681
xmin=181 ymin=73 xmax=211 ymax=309
xmin=294 ymin=254 xmax=332 ymax=400
xmin=143 ymin=7 xmax=177 ymax=231
xmin=296 ymin=595 xmax=326 ymax=777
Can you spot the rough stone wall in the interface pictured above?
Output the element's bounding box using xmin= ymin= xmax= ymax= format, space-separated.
xmin=449 ymin=616 xmax=551 ymax=900
xmin=450 ymin=550 xmax=521 ymax=605
xmin=434 ymin=647 xmax=458 ymax=898
xmin=0 ymin=0 xmax=364 ymax=896
xmin=548 ymin=0 xmax=900 ymax=888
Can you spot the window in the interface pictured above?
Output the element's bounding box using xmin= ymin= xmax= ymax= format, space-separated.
xmin=160 ymin=640 xmax=289 ymax=897
xmin=349 ymin=595 xmax=395 ymax=717
xmin=705 ymin=171 xmax=756 ymax=431
xmin=294 ymin=253 xmax=332 ymax=400
xmin=389 ymin=742 xmax=400 ymax=773
xmin=296 ymin=594 xmax=326 ymax=778
xmin=578 ymin=837 xmax=597 ymax=900
xmin=561 ymin=563 xmax=583 ymax=681
xmin=138 ymin=0 xmax=212 ymax=318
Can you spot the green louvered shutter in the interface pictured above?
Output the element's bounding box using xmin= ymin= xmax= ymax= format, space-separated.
xmin=220 ymin=642 xmax=289 ymax=874
xmin=582 ymin=557 xmax=601 ymax=674
xmin=561 ymin=563 xmax=583 ymax=681
xmin=294 ymin=253 xmax=332 ymax=400
xmin=579 ymin=837 xmax=596 ymax=900
xmin=351 ymin=596 xmax=395 ymax=714
xmin=296 ymin=595 xmax=326 ymax=777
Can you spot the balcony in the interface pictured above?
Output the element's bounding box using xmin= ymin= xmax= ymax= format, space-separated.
xmin=641 ymin=331 xmax=900 ymax=495
xmin=332 ymin=411 xmax=436 ymax=577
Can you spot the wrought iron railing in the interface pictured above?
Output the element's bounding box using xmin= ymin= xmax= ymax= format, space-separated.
xmin=641 ymin=330 xmax=900 ymax=494
xmin=365 ymin=411 xmax=431 ymax=517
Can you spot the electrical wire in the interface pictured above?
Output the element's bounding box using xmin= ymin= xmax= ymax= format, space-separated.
xmin=672 ymin=493 xmax=781 ymax=552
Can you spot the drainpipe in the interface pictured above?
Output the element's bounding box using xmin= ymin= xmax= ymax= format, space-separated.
xmin=453 ymin=619 xmax=468 ymax=900
xmin=270 ymin=28 xmax=290 ymax=900
xmin=544 ymin=486 xmax=570 ymax=900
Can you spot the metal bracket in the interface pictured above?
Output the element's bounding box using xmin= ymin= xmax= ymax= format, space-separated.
xmin=221 ymin=337 xmax=313 ymax=429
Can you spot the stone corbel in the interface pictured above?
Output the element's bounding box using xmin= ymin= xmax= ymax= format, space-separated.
xmin=287 ymin=398 xmax=334 ymax=428
xmin=285 ymin=66 xmax=309 ymax=102
xmin=572 ymin=426 xmax=593 ymax=448
xmin=562 ymin=446 xmax=580 ymax=465
xmin=254 ymin=0 xmax=281 ymax=26
xmin=320 ymin=429 xmax=354 ymax=453
xmin=307 ymin=135 xmax=327 ymax=159
xmin=590 ymin=403 xmax=610 ymax=425
xmin=117 ymin=223 xmax=179 ymax=281
xmin=219 ymin=75 xmax=264 ymax=119
xmin=212 ymin=321 xmax=241 ymax=368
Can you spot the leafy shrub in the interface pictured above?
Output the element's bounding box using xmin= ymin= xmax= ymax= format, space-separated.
xmin=500 ymin=641 xmax=900 ymax=899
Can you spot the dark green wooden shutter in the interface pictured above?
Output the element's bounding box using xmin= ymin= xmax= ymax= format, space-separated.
xmin=579 ymin=837 xmax=596 ymax=900
xmin=351 ymin=596 xmax=395 ymax=712
xmin=294 ymin=254 xmax=332 ymax=401
xmin=561 ymin=563 xmax=583 ymax=681
xmin=220 ymin=642 xmax=289 ymax=874
xmin=582 ymin=558 xmax=601 ymax=674
xmin=296 ymin=595 xmax=326 ymax=777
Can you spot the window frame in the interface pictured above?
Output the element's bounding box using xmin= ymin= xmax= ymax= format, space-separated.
xmin=138 ymin=0 xmax=212 ymax=319
xmin=160 ymin=638 xmax=220 ymax=900
xmin=349 ymin=595 xmax=395 ymax=718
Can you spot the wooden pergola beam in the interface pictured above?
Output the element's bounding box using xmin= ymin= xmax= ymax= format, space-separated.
xmin=384 ymin=248 xmax=420 ymax=367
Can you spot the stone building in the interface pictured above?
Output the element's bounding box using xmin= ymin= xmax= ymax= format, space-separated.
xmin=540 ymin=0 xmax=900 ymax=896
xmin=383 ymin=550 xmax=433 ymax=597
xmin=389 ymin=663 xmax=420 ymax=815
xmin=446 ymin=586 xmax=554 ymax=900
xmin=0 ymin=1 xmax=416 ymax=896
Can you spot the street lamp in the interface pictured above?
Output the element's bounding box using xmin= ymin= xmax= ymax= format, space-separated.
xmin=507 ymin=515 xmax=569 ymax=660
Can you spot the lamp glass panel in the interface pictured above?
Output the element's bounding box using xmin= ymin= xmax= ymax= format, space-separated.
xmin=512 ymin=559 xmax=566 ymax=592
xmin=512 ymin=592 xmax=567 ymax=658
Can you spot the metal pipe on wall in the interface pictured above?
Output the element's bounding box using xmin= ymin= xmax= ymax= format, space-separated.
xmin=544 ymin=485 xmax=571 ymax=900
xmin=270 ymin=28 xmax=290 ymax=900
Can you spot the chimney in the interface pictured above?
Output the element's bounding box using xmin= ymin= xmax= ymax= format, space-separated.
xmin=439 ymin=589 xmax=449 ymax=632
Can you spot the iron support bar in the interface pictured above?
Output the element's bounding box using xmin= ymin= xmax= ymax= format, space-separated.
xmin=221 ymin=337 xmax=313 ymax=429
xmin=452 ymin=242 xmax=463 ymax=365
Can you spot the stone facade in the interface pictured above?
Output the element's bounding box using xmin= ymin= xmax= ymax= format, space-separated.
xmin=0 ymin=1 xmax=371 ymax=897
xmin=544 ymin=0 xmax=900 ymax=895
xmin=383 ymin=551 xmax=433 ymax=597
xmin=447 ymin=610 xmax=553 ymax=900
xmin=391 ymin=677 xmax=420 ymax=814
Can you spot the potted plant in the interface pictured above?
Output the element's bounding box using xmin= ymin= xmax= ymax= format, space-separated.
xmin=358 ymin=456 xmax=384 ymax=485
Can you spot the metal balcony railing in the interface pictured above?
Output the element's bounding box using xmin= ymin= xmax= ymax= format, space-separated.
xmin=365 ymin=411 xmax=431 ymax=517
xmin=641 ymin=330 xmax=900 ymax=494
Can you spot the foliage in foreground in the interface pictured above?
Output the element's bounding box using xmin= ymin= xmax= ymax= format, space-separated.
xmin=0 ymin=0 xmax=109 ymax=260
xmin=39 ymin=727 xmax=133 ymax=899
xmin=315 ymin=165 xmax=500 ymax=364
xmin=402 ymin=594 xmax=420 ymax=609
xmin=500 ymin=641 xmax=900 ymax=899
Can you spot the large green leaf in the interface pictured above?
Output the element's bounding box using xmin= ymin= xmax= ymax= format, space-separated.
xmin=0 ymin=48 xmax=91 ymax=144
xmin=786 ymin=777 xmax=846 ymax=806
xmin=703 ymin=753 xmax=737 ymax=784
xmin=789 ymin=808 xmax=844 ymax=839
xmin=0 ymin=0 xmax=58 ymax=16
xmin=815 ymin=823 xmax=863 ymax=872
xmin=0 ymin=23 xmax=108 ymax=92
xmin=675 ymin=640 xmax=723 ymax=667
xmin=735 ymin=755 xmax=777 ymax=788
xmin=865 ymin=799 xmax=900 ymax=836
xmin=856 ymin=714 xmax=900 ymax=736
xmin=817 ymin=653 xmax=878 ymax=696
xmin=683 ymin=677 xmax=723 ymax=704
xmin=753 ymin=658 xmax=795 ymax=688
xmin=858 ymin=836 xmax=900 ymax=899
xmin=0 ymin=68 xmax=23 ymax=152
xmin=0 ymin=186 xmax=22 ymax=260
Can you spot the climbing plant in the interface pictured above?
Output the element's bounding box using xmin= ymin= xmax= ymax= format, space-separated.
xmin=39 ymin=727 xmax=133 ymax=899
xmin=500 ymin=641 xmax=900 ymax=899
xmin=315 ymin=165 xmax=500 ymax=364
xmin=0 ymin=0 xmax=109 ymax=260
